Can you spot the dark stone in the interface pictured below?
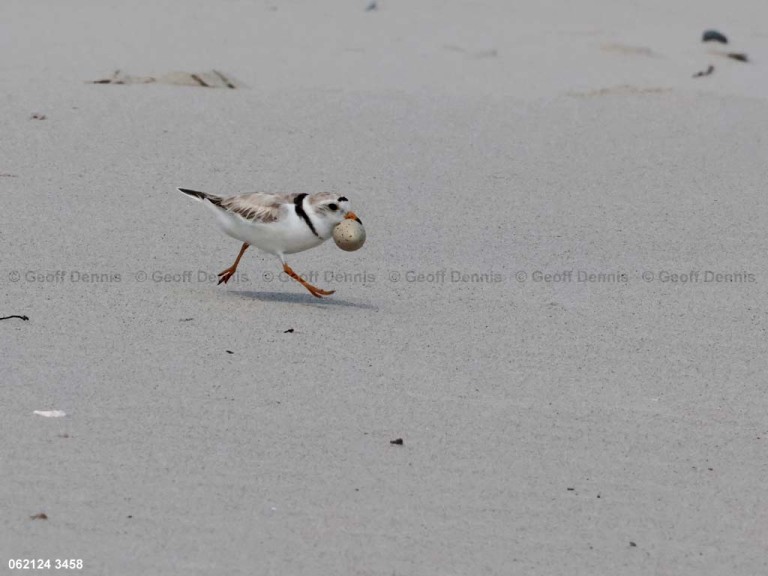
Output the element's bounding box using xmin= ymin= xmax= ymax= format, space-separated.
xmin=702 ymin=30 xmax=728 ymax=44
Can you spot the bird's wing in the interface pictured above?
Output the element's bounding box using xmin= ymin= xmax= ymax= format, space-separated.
xmin=217 ymin=192 xmax=299 ymax=224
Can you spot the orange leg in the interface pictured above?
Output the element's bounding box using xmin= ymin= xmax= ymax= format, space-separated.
xmin=282 ymin=263 xmax=335 ymax=298
xmin=217 ymin=243 xmax=249 ymax=285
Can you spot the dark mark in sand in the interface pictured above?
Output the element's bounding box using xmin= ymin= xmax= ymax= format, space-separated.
xmin=30 ymin=513 xmax=48 ymax=520
xmin=726 ymin=52 xmax=748 ymax=62
xmin=444 ymin=44 xmax=498 ymax=59
xmin=390 ymin=438 xmax=404 ymax=445
xmin=190 ymin=74 xmax=210 ymax=87
xmin=226 ymin=350 xmax=234 ymax=354
xmin=213 ymin=70 xmax=236 ymax=89
xmin=91 ymin=70 xmax=123 ymax=84
xmin=284 ymin=328 xmax=294 ymax=333
xmin=693 ymin=65 xmax=714 ymax=78
xmin=90 ymin=69 xmax=239 ymax=88
xmin=0 ymin=315 xmax=29 ymax=321
xmin=702 ymin=30 xmax=728 ymax=44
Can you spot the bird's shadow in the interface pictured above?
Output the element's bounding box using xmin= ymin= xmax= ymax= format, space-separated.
xmin=228 ymin=290 xmax=378 ymax=310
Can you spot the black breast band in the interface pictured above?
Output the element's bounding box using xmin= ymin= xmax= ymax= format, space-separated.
xmin=294 ymin=193 xmax=319 ymax=238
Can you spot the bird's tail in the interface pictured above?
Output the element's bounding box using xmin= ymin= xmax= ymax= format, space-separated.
xmin=178 ymin=187 xmax=219 ymax=202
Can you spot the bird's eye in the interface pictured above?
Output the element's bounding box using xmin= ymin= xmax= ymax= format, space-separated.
xmin=328 ymin=203 xmax=338 ymax=211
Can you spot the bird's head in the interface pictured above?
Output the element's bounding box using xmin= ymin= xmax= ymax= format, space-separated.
xmin=311 ymin=193 xmax=362 ymax=228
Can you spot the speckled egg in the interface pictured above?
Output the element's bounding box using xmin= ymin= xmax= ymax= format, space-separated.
xmin=333 ymin=219 xmax=366 ymax=251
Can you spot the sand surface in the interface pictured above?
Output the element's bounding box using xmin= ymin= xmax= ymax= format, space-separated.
xmin=2 ymin=1 xmax=767 ymax=574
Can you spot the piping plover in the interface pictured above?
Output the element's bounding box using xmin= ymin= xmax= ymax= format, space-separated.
xmin=178 ymin=188 xmax=361 ymax=298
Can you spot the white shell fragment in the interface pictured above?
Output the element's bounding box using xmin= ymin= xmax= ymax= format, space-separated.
xmin=333 ymin=219 xmax=366 ymax=251
xmin=33 ymin=410 xmax=66 ymax=418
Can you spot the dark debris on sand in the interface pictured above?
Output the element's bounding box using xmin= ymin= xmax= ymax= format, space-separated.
xmin=693 ymin=65 xmax=714 ymax=78
xmin=702 ymin=30 xmax=728 ymax=44
xmin=0 ymin=315 xmax=29 ymax=321
xmin=726 ymin=52 xmax=749 ymax=63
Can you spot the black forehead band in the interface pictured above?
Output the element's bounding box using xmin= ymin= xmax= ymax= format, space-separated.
xmin=337 ymin=196 xmax=348 ymax=202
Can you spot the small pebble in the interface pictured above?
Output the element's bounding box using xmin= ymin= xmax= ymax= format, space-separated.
xmin=702 ymin=30 xmax=728 ymax=44
xmin=693 ymin=65 xmax=714 ymax=78
xmin=390 ymin=438 xmax=404 ymax=445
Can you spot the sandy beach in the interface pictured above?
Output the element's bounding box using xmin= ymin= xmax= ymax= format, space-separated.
xmin=2 ymin=1 xmax=767 ymax=574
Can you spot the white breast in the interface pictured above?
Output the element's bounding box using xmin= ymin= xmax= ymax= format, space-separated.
xmin=207 ymin=202 xmax=326 ymax=256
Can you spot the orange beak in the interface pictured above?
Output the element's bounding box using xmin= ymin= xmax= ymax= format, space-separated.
xmin=344 ymin=211 xmax=362 ymax=224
